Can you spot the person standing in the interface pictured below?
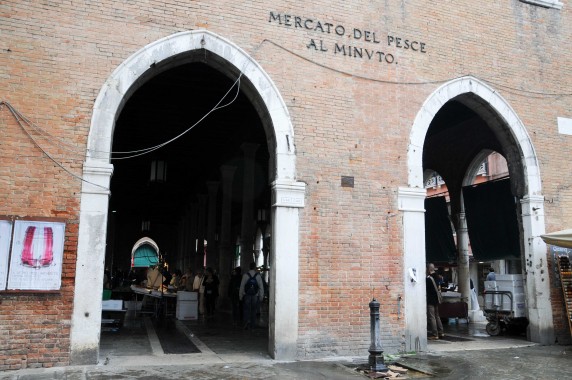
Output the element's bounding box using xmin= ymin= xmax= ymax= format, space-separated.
xmin=203 ymin=267 xmax=219 ymax=317
xmin=193 ymin=268 xmax=205 ymax=315
xmin=426 ymin=263 xmax=444 ymax=340
xmin=486 ymin=267 xmax=496 ymax=281
xmin=240 ymin=262 xmax=264 ymax=330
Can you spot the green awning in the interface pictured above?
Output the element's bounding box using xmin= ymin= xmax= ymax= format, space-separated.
xmin=132 ymin=244 xmax=159 ymax=267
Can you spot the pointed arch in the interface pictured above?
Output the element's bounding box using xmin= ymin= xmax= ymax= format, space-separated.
xmin=70 ymin=30 xmax=305 ymax=364
xmin=400 ymin=76 xmax=553 ymax=352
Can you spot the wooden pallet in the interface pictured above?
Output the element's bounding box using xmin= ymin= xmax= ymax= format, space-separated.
xmin=557 ymin=256 xmax=572 ymax=337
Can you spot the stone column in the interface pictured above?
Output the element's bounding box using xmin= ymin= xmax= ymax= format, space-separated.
xmin=240 ymin=143 xmax=259 ymax=272
xmin=218 ymin=166 xmax=236 ymax=310
xmin=521 ymin=195 xmax=554 ymax=344
xmin=398 ymin=187 xmax=427 ymax=352
xmin=70 ymin=161 xmax=113 ymax=365
xmin=196 ymin=195 xmax=207 ymax=270
xmin=269 ymin=179 xmax=305 ymax=360
xmin=455 ymin=211 xmax=471 ymax=310
xmin=189 ymin=203 xmax=198 ymax=271
xmin=206 ymin=181 xmax=219 ymax=269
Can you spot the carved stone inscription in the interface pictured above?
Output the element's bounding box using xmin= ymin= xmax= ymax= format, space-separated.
xmin=269 ymin=12 xmax=427 ymax=65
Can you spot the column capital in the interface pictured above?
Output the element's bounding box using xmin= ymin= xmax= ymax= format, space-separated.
xmin=397 ymin=187 xmax=426 ymax=212
xmin=272 ymin=179 xmax=306 ymax=208
xmin=220 ymin=165 xmax=237 ymax=181
xmin=81 ymin=160 xmax=114 ymax=196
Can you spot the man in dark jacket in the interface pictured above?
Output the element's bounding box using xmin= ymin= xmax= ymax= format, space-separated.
xmin=426 ymin=263 xmax=444 ymax=340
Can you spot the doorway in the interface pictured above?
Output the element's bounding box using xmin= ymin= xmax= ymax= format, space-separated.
xmin=70 ymin=30 xmax=305 ymax=364
xmin=400 ymin=76 xmax=554 ymax=351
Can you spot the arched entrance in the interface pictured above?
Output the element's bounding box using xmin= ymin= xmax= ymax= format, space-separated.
xmin=69 ymin=30 xmax=305 ymax=364
xmin=399 ymin=76 xmax=554 ymax=351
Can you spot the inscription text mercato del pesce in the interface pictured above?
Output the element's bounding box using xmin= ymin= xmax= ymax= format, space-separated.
xmin=269 ymin=12 xmax=427 ymax=64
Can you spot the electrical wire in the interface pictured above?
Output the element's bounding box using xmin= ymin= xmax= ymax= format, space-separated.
xmin=110 ymin=73 xmax=243 ymax=159
xmin=2 ymin=37 xmax=570 ymax=189
xmin=260 ymin=39 xmax=572 ymax=96
xmin=2 ymin=101 xmax=110 ymax=190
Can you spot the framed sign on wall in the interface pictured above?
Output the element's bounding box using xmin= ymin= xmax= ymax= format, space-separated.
xmin=0 ymin=219 xmax=13 ymax=290
xmin=4 ymin=219 xmax=66 ymax=291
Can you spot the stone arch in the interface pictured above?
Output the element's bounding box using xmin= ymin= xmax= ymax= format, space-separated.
xmin=399 ymin=76 xmax=553 ymax=352
xmin=70 ymin=30 xmax=305 ymax=364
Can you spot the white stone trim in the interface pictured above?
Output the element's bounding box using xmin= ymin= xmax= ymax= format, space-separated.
xmin=405 ymin=75 xmax=553 ymax=347
xmin=557 ymin=117 xmax=572 ymax=135
xmin=269 ymin=179 xmax=306 ymax=359
xmin=398 ymin=187 xmax=428 ymax=352
xmin=69 ymin=161 xmax=113 ymax=364
xmin=520 ymin=0 xmax=563 ymax=9
xmin=72 ymin=30 xmax=299 ymax=363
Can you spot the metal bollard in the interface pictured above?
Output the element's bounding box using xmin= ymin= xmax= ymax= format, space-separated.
xmin=368 ymin=298 xmax=388 ymax=373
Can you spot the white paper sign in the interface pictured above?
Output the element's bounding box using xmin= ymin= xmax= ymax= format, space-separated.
xmin=7 ymin=220 xmax=65 ymax=291
xmin=0 ymin=220 xmax=13 ymax=290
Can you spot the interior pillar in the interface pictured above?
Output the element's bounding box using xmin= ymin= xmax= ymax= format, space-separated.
xmin=240 ymin=143 xmax=259 ymax=272
xmin=455 ymin=211 xmax=471 ymax=308
xmin=206 ymin=181 xmax=219 ymax=269
xmin=218 ymin=166 xmax=236 ymax=309
xmin=196 ymin=195 xmax=207 ymax=270
xmin=189 ymin=202 xmax=198 ymax=271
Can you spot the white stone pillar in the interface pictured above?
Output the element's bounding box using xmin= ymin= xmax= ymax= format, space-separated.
xmin=196 ymin=195 xmax=207 ymax=269
xmin=206 ymin=181 xmax=219 ymax=269
xmin=521 ymin=195 xmax=554 ymax=344
xmin=189 ymin=202 xmax=198 ymax=271
xmin=70 ymin=160 xmax=113 ymax=364
xmin=240 ymin=143 xmax=259 ymax=271
xmin=269 ymin=179 xmax=305 ymax=360
xmin=456 ymin=211 xmax=471 ymax=307
xmin=398 ymin=187 xmax=427 ymax=352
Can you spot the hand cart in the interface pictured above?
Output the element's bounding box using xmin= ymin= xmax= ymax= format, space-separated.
xmin=483 ymin=290 xmax=528 ymax=336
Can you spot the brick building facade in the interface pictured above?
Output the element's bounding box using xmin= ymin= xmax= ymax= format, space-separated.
xmin=1 ymin=0 xmax=571 ymax=370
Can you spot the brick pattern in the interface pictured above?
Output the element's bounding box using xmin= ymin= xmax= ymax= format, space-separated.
xmin=2 ymin=0 xmax=572 ymax=367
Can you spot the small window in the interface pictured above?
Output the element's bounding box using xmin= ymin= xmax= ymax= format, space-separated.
xmin=520 ymin=0 xmax=563 ymax=9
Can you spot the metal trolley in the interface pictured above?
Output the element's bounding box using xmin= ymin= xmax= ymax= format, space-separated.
xmin=483 ymin=290 xmax=528 ymax=336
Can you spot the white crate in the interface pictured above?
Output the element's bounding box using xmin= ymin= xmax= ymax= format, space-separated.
xmin=176 ymin=300 xmax=198 ymax=320
xmin=177 ymin=291 xmax=198 ymax=301
xmin=102 ymin=300 xmax=123 ymax=310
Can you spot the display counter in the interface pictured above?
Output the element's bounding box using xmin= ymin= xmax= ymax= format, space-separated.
xmin=439 ymin=291 xmax=468 ymax=320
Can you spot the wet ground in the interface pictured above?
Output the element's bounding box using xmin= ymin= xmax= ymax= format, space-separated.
xmin=3 ymin=312 xmax=572 ymax=379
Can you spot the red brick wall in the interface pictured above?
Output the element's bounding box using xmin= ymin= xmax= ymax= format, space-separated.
xmin=2 ymin=0 xmax=572 ymax=367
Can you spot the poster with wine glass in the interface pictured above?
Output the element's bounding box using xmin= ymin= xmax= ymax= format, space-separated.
xmin=6 ymin=220 xmax=66 ymax=291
